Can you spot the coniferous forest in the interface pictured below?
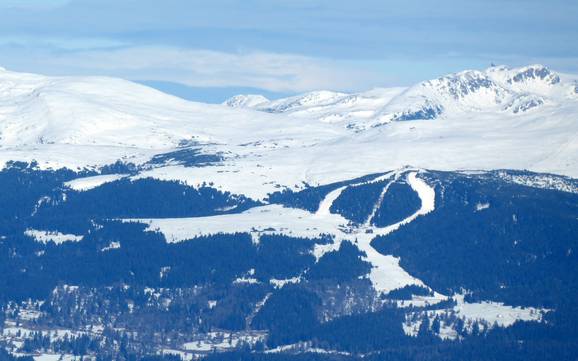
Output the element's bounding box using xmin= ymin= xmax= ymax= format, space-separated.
xmin=0 ymin=162 xmax=577 ymax=360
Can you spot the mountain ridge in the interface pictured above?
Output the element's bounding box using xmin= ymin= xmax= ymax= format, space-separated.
xmin=0 ymin=64 xmax=576 ymax=200
xmin=0 ymin=65 xmax=577 ymax=361
xmin=225 ymin=64 xmax=578 ymax=128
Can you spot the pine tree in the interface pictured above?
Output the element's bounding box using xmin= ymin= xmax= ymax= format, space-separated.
xmin=432 ymin=316 xmax=441 ymax=335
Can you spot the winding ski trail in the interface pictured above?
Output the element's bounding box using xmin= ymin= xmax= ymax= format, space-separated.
xmin=315 ymin=170 xmax=436 ymax=293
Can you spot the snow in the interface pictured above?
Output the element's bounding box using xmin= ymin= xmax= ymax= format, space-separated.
xmin=233 ymin=277 xmax=260 ymax=284
xmin=0 ymin=65 xmax=574 ymax=202
xmin=360 ymin=252 xmax=424 ymax=294
xmin=270 ymin=277 xmax=301 ymax=288
xmin=2 ymin=323 xmax=85 ymax=342
xmin=258 ymin=90 xmax=349 ymax=113
xmin=181 ymin=331 xmax=266 ymax=352
xmin=131 ymin=170 xmax=436 ymax=294
xmin=312 ymin=242 xmax=341 ymax=260
xmin=402 ymin=294 xmax=548 ymax=339
xmin=224 ymin=94 xmax=269 ymax=108
xmin=160 ymin=349 xmax=193 ymax=361
xmin=228 ymin=88 xmax=405 ymax=127
xmin=18 ymin=309 xmax=43 ymax=321
xmin=100 ymin=241 xmax=121 ymax=252
xmin=247 ymin=293 xmax=272 ymax=326
xmin=496 ymin=171 xmax=578 ymax=194
xmin=351 ymin=171 xmax=436 ymax=293
xmin=24 ymin=229 xmax=83 ymax=245
xmin=316 ymin=170 xmax=437 ymax=294
xmin=475 ymin=202 xmax=490 ymax=211
xmin=394 ymin=293 xmax=449 ymax=308
xmin=160 ymin=266 xmax=171 ymax=279
xmin=407 ymin=172 xmax=436 ymax=215
xmin=2 ymin=317 xmax=100 ymax=359
xmin=265 ymin=342 xmax=353 ymax=356
xmin=64 ymin=174 xmax=126 ymax=191
xmin=132 ymin=204 xmax=349 ymax=243
xmin=315 ymin=186 xmax=347 ymax=217
xmin=450 ymin=294 xmax=546 ymax=328
xmin=0 ymin=66 xmax=568 ymax=338
xmin=33 ymin=354 xmax=79 ymax=361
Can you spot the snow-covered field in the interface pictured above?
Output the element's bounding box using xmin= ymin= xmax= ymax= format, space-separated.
xmin=1 ymin=317 xmax=92 ymax=360
xmin=1 ymin=312 xmax=265 ymax=361
xmin=181 ymin=331 xmax=266 ymax=352
xmin=495 ymin=171 xmax=578 ymax=194
xmin=0 ymin=65 xmax=573 ymax=352
xmin=402 ymin=294 xmax=548 ymax=340
xmin=132 ymin=204 xmax=349 ymax=243
xmin=24 ymin=229 xmax=83 ymax=245
xmin=32 ymin=354 xmax=80 ymax=361
xmin=64 ymin=174 xmax=127 ymax=191
xmin=130 ymin=167 xmax=553 ymax=337
xmin=0 ymin=65 xmax=576 ymax=200
xmin=133 ymin=171 xmax=436 ymax=294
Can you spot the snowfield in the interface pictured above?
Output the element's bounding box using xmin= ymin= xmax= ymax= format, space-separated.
xmin=0 ymin=65 xmax=576 ymax=200
xmin=181 ymin=331 xmax=266 ymax=353
xmin=132 ymin=204 xmax=349 ymax=243
xmin=64 ymin=174 xmax=127 ymax=191
xmin=1 ymin=63 xmax=572 ymax=356
xmin=403 ymin=294 xmax=548 ymax=340
xmin=24 ymin=229 xmax=83 ymax=245
xmin=352 ymin=171 xmax=436 ymax=293
xmin=133 ymin=171 xmax=437 ymax=294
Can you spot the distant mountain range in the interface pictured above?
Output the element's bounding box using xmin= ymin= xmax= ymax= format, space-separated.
xmin=0 ymin=64 xmax=576 ymax=199
xmin=224 ymin=64 xmax=577 ymax=129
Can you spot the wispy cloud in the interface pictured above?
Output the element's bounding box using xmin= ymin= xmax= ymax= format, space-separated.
xmin=0 ymin=0 xmax=576 ymax=93
xmin=0 ymin=45 xmax=384 ymax=92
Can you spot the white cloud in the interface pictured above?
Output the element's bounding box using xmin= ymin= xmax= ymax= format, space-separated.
xmin=1 ymin=40 xmax=575 ymax=94
xmin=0 ymin=45 xmax=380 ymax=92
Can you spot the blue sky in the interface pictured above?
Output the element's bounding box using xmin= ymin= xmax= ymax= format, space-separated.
xmin=0 ymin=0 xmax=577 ymax=102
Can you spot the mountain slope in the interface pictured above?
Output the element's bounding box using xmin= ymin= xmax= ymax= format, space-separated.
xmin=0 ymin=164 xmax=576 ymax=360
xmin=0 ymin=67 xmax=339 ymax=172
xmin=0 ymin=65 xmax=577 ymax=360
xmin=0 ymin=65 xmax=577 ymax=199
xmin=226 ymin=64 xmax=578 ymax=128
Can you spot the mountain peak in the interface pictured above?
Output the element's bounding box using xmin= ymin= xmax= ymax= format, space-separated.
xmin=219 ymin=64 xmax=576 ymax=129
xmin=507 ymin=64 xmax=560 ymax=85
xmin=223 ymin=94 xmax=269 ymax=108
xmin=391 ymin=64 xmax=568 ymax=119
xmin=421 ymin=69 xmax=501 ymax=101
xmin=258 ymin=90 xmax=348 ymax=113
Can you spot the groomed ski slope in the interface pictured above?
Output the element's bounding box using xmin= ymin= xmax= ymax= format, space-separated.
xmin=134 ymin=170 xmax=546 ymax=333
xmin=132 ymin=170 xmax=434 ymax=294
xmin=351 ymin=172 xmax=436 ymax=293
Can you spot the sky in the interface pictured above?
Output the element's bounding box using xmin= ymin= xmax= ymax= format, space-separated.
xmin=0 ymin=0 xmax=577 ymax=102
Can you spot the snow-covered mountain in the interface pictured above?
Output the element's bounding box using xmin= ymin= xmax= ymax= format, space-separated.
xmin=0 ymin=67 xmax=337 ymax=173
xmin=225 ymin=64 xmax=578 ymax=129
xmin=0 ymin=64 xmax=577 ymax=199
xmin=223 ymin=94 xmax=269 ymax=108
xmin=1 ymin=64 xmax=578 ymax=361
